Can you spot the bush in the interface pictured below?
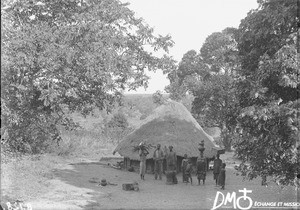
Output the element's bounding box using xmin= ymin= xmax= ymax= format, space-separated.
xmin=106 ymin=112 xmax=129 ymax=130
xmin=152 ymin=91 xmax=164 ymax=105
xmin=101 ymin=112 xmax=133 ymax=144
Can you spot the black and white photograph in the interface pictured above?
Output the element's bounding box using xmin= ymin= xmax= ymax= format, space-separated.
xmin=1 ymin=0 xmax=299 ymax=209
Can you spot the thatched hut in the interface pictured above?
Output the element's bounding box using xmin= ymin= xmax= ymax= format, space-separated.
xmin=113 ymin=99 xmax=224 ymax=173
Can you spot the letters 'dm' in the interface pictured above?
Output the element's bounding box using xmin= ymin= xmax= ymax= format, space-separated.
xmin=211 ymin=188 xmax=253 ymax=210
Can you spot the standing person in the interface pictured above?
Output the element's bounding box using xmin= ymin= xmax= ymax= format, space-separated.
xmin=139 ymin=142 xmax=149 ymax=180
xmin=153 ymin=144 xmax=164 ymax=180
xmin=165 ymin=145 xmax=177 ymax=184
xmin=213 ymin=154 xmax=222 ymax=186
xmin=181 ymin=154 xmax=189 ymax=183
xmin=185 ymin=158 xmax=193 ymax=185
xmin=196 ymin=154 xmax=207 ymax=185
xmin=217 ymin=163 xmax=226 ymax=190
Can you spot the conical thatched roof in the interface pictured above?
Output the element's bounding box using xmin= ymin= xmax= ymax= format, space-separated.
xmin=113 ymin=99 xmax=222 ymax=160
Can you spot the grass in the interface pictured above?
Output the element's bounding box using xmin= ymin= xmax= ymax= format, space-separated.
xmin=55 ymin=128 xmax=119 ymax=158
xmin=0 ymin=98 xmax=162 ymax=206
xmin=1 ymin=154 xmax=60 ymax=203
xmin=1 ymin=110 xmax=122 ymax=204
xmin=1 ymin=126 xmax=118 ymax=205
xmin=54 ymin=108 xmax=124 ymax=158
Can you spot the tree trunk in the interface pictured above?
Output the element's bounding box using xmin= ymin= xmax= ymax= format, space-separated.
xmin=223 ymin=134 xmax=232 ymax=152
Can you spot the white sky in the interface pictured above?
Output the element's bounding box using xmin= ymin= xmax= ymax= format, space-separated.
xmin=123 ymin=0 xmax=259 ymax=94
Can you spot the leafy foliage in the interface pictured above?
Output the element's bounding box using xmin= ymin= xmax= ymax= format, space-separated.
xmin=235 ymin=0 xmax=299 ymax=186
xmin=165 ymin=50 xmax=208 ymax=101
xmin=1 ymin=0 xmax=175 ymax=153
xmin=106 ymin=112 xmax=129 ymax=130
xmin=123 ymin=94 xmax=156 ymax=118
xmin=165 ymin=28 xmax=241 ymax=151
xmin=235 ymin=100 xmax=299 ymax=186
xmin=152 ymin=90 xmax=164 ymax=105
xmin=132 ymin=143 xmax=154 ymax=153
xmin=192 ymin=74 xmax=240 ymax=150
xmin=190 ymin=28 xmax=241 ymax=150
xmin=165 ymin=0 xmax=299 ymax=187
xmin=237 ymin=0 xmax=299 ymax=107
xmin=102 ymin=112 xmax=132 ymax=143
xmin=200 ymin=27 xmax=240 ymax=74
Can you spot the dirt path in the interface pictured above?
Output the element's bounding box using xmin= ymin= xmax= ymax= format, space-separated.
xmin=25 ymin=158 xmax=298 ymax=210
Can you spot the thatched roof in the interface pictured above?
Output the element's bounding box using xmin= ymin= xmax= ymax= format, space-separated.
xmin=113 ymin=99 xmax=223 ymax=160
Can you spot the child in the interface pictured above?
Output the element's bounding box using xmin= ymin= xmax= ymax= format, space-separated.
xmin=217 ymin=163 xmax=226 ymax=190
xmin=181 ymin=154 xmax=188 ymax=183
xmin=185 ymin=159 xmax=193 ymax=185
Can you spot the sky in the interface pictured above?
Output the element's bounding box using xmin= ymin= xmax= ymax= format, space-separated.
xmin=123 ymin=0 xmax=259 ymax=94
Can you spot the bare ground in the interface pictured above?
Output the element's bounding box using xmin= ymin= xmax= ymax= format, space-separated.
xmin=1 ymin=153 xmax=299 ymax=210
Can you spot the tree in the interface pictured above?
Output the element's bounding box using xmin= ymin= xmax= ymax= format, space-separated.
xmin=237 ymin=0 xmax=299 ymax=107
xmin=165 ymin=28 xmax=241 ymax=151
xmin=1 ymin=0 xmax=175 ymax=152
xmin=191 ymin=74 xmax=240 ymax=151
xmin=191 ymin=28 xmax=241 ymax=150
xmin=234 ymin=0 xmax=299 ymax=186
xmin=200 ymin=27 xmax=240 ymax=74
xmin=103 ymin=112 xmax=132 ymax=144
xmin=152 ymin=90 xmax=164 ymax=105
xmin=106 ymin=112 xmax=129 ymax=130
xmin=165 ymin=50 xmax=208 ymax=101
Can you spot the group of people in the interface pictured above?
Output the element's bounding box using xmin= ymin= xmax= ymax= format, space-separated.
xmin=138 ymin=143 xmax=226 ymax=189
xmin=181 ymin=152 xmax=207 ymax=186
xmin=139 ymin=143 xmax=178 ymax=182
xmin=153 ymin=144 xmax=178 ymax=183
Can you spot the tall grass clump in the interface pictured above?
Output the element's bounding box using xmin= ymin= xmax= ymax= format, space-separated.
xmin=1 ymin=153 xmax=61 ymax=203
xmin=54 ymin=126 xmax=132 ymax=158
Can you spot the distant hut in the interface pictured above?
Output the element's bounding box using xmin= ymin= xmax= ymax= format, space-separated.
xmin=113 ymin=99 xmax=224 ymax=173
